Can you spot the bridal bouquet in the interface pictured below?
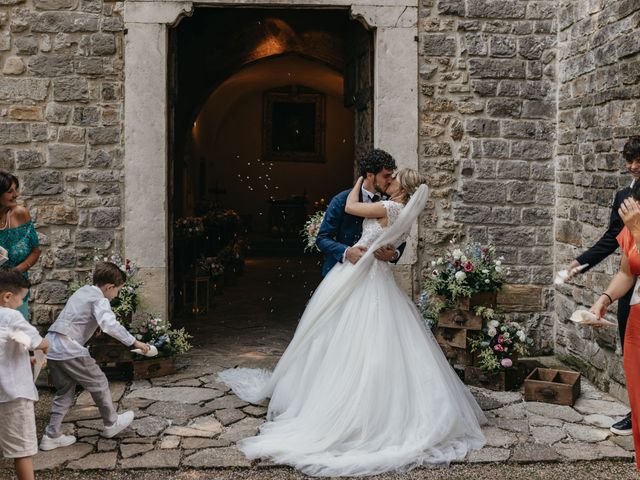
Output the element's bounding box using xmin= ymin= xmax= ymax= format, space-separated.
xmin=301 ymin=210 xmax=325 ymax=252
xmin=130 ymin=314 xmax=192 ymax=358
xmin=468 ymin=307 xmax=533 ymax=373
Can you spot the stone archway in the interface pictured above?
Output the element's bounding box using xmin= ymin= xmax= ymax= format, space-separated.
xmin=123 ymin=1 xmax=418 ymax=318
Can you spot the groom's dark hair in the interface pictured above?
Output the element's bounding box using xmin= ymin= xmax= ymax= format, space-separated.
xmin=359 ymin=149 xmax=396 ymax=177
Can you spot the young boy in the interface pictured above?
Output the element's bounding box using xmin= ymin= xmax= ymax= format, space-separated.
xmin=40 ymin=261 xmax=150 ymax=450
xmin=0 ymin=268 xmax=48 ymax=480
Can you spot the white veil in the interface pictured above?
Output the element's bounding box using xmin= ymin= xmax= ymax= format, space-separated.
xmin=219 ymin=185 xmax=429 ymax=404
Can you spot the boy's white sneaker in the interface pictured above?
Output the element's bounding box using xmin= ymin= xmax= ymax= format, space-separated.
xmin=101 ymin=411 xmax=134 ymax=438
xmin=39 ymin=433 xmax=77 ymax=451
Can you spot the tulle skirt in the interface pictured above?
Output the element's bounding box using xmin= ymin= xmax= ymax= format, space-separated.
xmin=218 ymin=260 xmax=486 ymax=476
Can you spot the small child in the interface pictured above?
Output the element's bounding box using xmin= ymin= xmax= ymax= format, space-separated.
xmin=0 ymin=268 xmax=48 ymax=480
xmin=40 ymin=261 xmax=150 ymax=450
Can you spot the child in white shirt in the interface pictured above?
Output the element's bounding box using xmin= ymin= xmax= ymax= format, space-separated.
xmin=0 ymin=268 xmax=48 ymax=480
xmin=40 ymin=261 xmax=150 ymax=450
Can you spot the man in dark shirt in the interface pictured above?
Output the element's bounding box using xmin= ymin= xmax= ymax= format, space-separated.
xmin=566 ymin=137 xmax=640 ymax=436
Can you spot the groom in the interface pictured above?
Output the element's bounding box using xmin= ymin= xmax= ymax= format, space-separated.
xmin=316 ymin=149 xmax=405 ymax=276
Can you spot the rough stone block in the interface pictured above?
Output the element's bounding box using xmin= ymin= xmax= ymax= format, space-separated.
xmin=28 ymin=54 xmax=74 ymax=76
xmin=490 ymin=35 xmax=516 ymax=57
xmin=75 ymin=229 xmax=113 ymax=249
xmin=36 ymin=282 xmax=69 ymax=304
xmin=465 ymin=33 xmax=488 ymax=56
xmin=0 ymin=123 xmax=30 ymax=145
xmin=617 ymin=32 xmax=640 ymax=59
xmin=48 ymin=144 xmax=85 ymax=168
xmin=487 ymin=98 xmax=521 ymax=118
xmin=87 ymin=149 xmax=112 ymax=168
xmin=90 ymin=33 xmax=115 ymax=55
xmin=465 ymin=118 xmax=500 ymax=137
xmin=3 ymin=56 xmax=25 ymax=75
xmin=58 ymin=127 xmax=85 ymax=144
xmin=75 ymin=57 xmax=103 ymax=75
xmin=45 ymin=103 xmax=71 ymax=124
xmin=32 ymin=12 xmax=99 ymax=33
xmin=423 ymin=34 xmax=456 ymax=57
xmin=73 ymin=107 xmax=100 ymax=126
xmin=437 ymin=0 xmax=464 ymax=15
xmin=34 ymin=0 xmax=78 ymax=9
xmin=468 ymin=58 xmax=526 ymax=78
xmin=87 ymin=127 xmax=119 ymax=145
xmin=0 ymin=78 xmax=49 ymax=102
xmin=90 ymin=207 xmax=120 ymax=227
xmin=461 ymin=181 xmax=507 ymax=203
xmin=53 ymin=77 xmax=89 ymax=101
xmin=22 ymin=170 xmax=63 ymax=195
xmin=467 ymin=0 xmax=525 ymax=18
xmin=16 ymin=150 xmax=44 ymax=170
xmin=15 ymin=35 xmax=38 ymax=54
xmin=8 ymin=106 xmax=43 ymax=121
xmin=102 ymin=16 xmax=124 ymax=32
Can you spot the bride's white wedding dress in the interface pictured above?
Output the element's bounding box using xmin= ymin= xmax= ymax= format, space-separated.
xmin=218 ymin=185 xmax=486 ymax=476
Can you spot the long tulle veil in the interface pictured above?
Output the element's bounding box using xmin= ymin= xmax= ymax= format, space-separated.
xmin=218 ymin=185 xmax=429 ymax=404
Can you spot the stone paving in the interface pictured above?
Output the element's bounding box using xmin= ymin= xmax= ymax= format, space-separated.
xmin=1 ymin=353 xmax=633 ymax=472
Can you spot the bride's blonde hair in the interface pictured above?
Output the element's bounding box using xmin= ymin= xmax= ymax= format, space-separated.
xmin=395 ymin=168 xmax=428 ymax=202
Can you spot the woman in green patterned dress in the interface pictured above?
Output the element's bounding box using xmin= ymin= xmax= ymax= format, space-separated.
xmin=0 ymin=172 xmax=40 ymax=321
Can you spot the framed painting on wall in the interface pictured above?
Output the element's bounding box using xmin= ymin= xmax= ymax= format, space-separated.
xmin=262 ymin=88 xmax=325 ymax=163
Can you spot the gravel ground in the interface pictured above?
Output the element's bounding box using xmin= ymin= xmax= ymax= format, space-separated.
xmin=0 ymin=461 xmax=637 ymax=480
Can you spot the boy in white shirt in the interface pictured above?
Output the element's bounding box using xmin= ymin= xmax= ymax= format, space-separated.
xmin=0 ymin=269 xmax=48 ymax=480
xmin=40 ymin=262 xmax=150 ymax=450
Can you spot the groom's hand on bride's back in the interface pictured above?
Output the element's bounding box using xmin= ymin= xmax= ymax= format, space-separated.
xmin=374 ymin=244 xmax=398 ymax=262
xmin=345 ymin=246 xmax=367 ymax=264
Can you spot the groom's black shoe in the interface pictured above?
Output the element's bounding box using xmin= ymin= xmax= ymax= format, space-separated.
xmin=610 ymin=412 xmax=632 ymax=435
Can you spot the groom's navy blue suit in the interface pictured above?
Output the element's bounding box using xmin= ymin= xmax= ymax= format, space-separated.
xmin=316 ymin=189 xmax=405 ymax=277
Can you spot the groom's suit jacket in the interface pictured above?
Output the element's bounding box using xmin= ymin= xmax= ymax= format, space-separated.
xmin=316 ymin=189 xmax=405 ymax=277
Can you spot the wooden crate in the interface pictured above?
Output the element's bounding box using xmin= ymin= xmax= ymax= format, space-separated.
xmin=438 ymin=308 xmax=482 ymax=330
xmin=439 ymin=342 xmax=473 ymax=367
xmin=524 ymin=367 xmax=581 ymax=406
xmin=89 ymin=336 xmax=132 ymax=364
xmin=464 ymin=366 xmax=522 ymax=391
xmin=132 ymin=356 xmax=176 ymax=380
xmin=435 ymin=327 xmax=467 ymax=349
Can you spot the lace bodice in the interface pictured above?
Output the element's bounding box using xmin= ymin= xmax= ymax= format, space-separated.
xmin=354 ymin=201 xmax=405 ymax=249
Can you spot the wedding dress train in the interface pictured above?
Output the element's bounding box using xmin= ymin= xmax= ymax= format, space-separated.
xmin=218 ymin=185 xmax=486 ymax=476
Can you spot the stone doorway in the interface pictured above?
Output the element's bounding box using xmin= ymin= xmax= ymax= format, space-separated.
xmin=123 ymin=1 xmax=418 ymax=322
xmin=168 ymin=9 xmax=368 ymax=343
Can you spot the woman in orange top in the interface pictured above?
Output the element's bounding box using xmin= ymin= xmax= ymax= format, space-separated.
xmin=592 ymin=193 xmax=640 ymax=470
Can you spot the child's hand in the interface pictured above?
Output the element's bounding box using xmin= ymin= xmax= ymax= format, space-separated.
xmin=133 ymin=340 xmax=150 ymax=354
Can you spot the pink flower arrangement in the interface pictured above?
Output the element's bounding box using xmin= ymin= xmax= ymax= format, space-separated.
xmin=501 ymin=358 xmax=513 ymax=368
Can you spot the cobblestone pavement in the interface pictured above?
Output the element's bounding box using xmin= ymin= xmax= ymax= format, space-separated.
xmin=0 ymin=352 xmax=635 ymax=474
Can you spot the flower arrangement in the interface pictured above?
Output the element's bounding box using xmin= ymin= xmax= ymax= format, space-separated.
xmin=130 ymin=315 xmax=192 ymax=358
xmin=424 ymin=241 xmax=508 ymax=302
xmin=174 ymin=216 xmax=205 ymax=239
xmin=197 ymin=256 xmax=225 ymax=278
xmin=468 ymin=307 xmax=533 ymax=373
xmin=301 ymin=210 xmax=325 ymax=253
xmin=417 ymin=240 xmax=509 ymax=329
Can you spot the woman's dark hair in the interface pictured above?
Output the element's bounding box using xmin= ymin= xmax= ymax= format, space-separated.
xmin=93 ymin=261 xmax=127 ymax=287
xmin=623 ymin=137 xmax=640 ymax=162
xmin=358 ymin=149 xmax=396 ymax=177
xmin=0 ymin=171 xmax=19 ymax=195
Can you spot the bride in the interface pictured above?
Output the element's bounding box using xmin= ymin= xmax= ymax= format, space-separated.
xmin=218 ymin=168 xmax=486 ymax=476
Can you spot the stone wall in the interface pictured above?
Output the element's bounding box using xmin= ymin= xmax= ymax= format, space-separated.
xmin=554 ymin=0 xmax=640 ymax=401
xmin=0 ymin=0 xmax=125 ymax=325
xmin=416 ymin=0 xmax=558 ymax=352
